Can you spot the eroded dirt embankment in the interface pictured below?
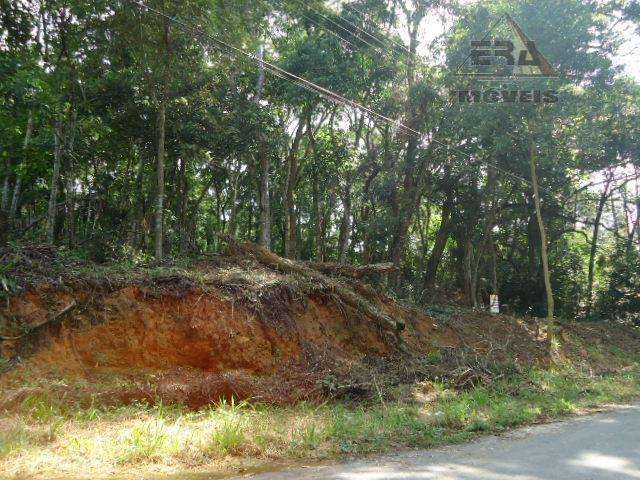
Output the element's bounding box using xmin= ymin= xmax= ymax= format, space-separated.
xmin=0 ymin=289 xmax=550 ymax=408
xmin=1 ymin=283 xmax=395 ymax=404
xmin=0 ymin=243 xmax=569 ymax=408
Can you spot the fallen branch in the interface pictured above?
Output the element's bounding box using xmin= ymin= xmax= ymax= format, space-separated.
xmin=0 ymin=300 xmax=77 ymax=341
xmin=305 ymin=261 xmax=397 ymax=279
xmin=222 ymin=237 xmax=404 ymax=332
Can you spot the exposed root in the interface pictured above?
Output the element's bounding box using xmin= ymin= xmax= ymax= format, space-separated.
xmin=0 ymin=300 xmax=77 ymax=341
xmin=304 ymin=261 xmax=397 ymax=279
xmin=222 ymin=236 xmax=404 ymax=332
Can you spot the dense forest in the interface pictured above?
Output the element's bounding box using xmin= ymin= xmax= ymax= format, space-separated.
xmin=1 ymin=0 xmax=639 ymax=321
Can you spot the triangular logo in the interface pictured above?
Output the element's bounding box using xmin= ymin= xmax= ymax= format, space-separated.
xmin=455 ymin=14 xmax=558 ymax=79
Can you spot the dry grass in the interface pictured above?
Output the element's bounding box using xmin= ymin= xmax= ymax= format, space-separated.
xmin=1 ymin=358 xmax=639 ymax=480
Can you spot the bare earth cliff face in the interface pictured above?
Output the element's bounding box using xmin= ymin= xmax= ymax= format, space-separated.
xmin=1 ymin=244 xmax=640 ymax=480
xmin=0 ymin=243 xmax=633 ymax=410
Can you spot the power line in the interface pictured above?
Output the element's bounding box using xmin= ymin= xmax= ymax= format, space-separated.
xmin=577 ymin=172 xmax=640 ymax=192
xmin=295 ymin=9 xmax=361 ymax=52
xmin=290 ymin=6 xmax=552 ymax=192
xmin=293 ymin=0 xmax=439 ymax=73
xmin=293 ymin=0 xmax=400 ymax=62
xmin=336 ymin=2 xmax=501 ymax=77
xmin=297 ymin=6 xmax=639 ymax=234
xmin=293 ymin=4 xmax=426 ymax=78
xmin=127 ymin=0 xmax=593 ymax=214
xmin=319 ymin=5 xmax=608 ymax=202
xmin=338 ymin=1 xmax=416 ymax=56
xmin=127 ymin=0 xmax=419 ymax=137
xmin=308 ymin=6 xmax=546 ymax=188
xmin=303 ymin=2 xmax=618 ymax=206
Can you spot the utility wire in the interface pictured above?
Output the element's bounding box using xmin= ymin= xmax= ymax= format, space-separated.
xmin=295 ymin=9 xmax=361 ymax=51
xmin=301 ymin=3 xmax=639 ymax=231
xmin=306 ymin=6 xmax=540 ymax=188
xmin=336 ymin=1 xmax=503 ymax=78
xmin=576 ymin=173 xmax=640 ymax=192
xmin=293 ymin=0 xmax=435 ymax=73
xmin=337 ymin=1 xmax=418 ymax=58
xmin=127 ymin=0 xmax=599 ymax=212
xmin=328 ymin=0 xmax=449 ymax=74
xmin=288 ymin=3 xmax=544 ymax=190
xmin=292 ymin=0 xmax=401 ymax=62
xmin=128 ymin=0 xmax=420 ymax=137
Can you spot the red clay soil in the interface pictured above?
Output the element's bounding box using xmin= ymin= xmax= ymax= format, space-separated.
xmin=0 ymin=261 xmax=553 ymax=408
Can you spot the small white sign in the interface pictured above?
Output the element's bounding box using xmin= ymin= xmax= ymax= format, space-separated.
xmin=490 ymin=295 xmax=500 ymax=314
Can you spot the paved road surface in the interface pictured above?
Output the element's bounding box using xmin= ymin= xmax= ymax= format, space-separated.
xmin=236 ymin=405 xmax=640 ymax=480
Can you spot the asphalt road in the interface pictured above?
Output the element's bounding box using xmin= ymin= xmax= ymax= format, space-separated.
xmin=236 ymin=405 xmax=640 ymax=480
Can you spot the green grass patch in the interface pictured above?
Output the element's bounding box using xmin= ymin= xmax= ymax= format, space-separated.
xmin=1 ymin=362 xmax=639 ymax=477
xmin=116 ymin=420 xmax=173 ymax=463
xmin=0 ymin=420 xmax=28 ymax=459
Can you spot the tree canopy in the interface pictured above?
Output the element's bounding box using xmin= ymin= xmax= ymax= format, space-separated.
xmin=1 ymin=0 xmax=639 ymax=321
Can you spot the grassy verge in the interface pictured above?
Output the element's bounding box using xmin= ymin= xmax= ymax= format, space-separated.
xmin=1 ymin=361 xmax=639 ymax=479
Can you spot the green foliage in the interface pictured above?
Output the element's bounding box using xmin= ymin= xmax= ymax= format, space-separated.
xmin=0 ymin=0 xmax=638 ymax=319
xmin=117 ymin=421 xmax=173 ymax=463
xmin=206 ymin=398 xmax=249 ymax=456
xmin=208 ymin=418 xmax=246 ymax=456
xmin=598 ymin=243 xmax=640 ymax=323
xmin=0 ymin=421 xmax=28 ymax=459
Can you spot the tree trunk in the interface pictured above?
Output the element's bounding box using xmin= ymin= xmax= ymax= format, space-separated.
xmin=470 ymin=164 xmax=499 ymax=306
xmin=312 ymin=174 xmax=325 ymax=261
xmin=337 ymin=114 xmax=364 ymax=263
xmin=388 ymin=135 xmax=422 ymax=269
xmin=283 ymin=116 xmax=306 ymax=258
xmin=9 ymin=110 xmax=34 ymax=220
xmin=1 ymin=158 xmax=10 ymax=213
xmin=155 ymin=95 xmax=166 ymax=260
xmin=338 ymin=182 xmax=352 ymax=263
xmin=64 ymin=109 xmax=78 ymax=246
xmin=0 ymin=157 xmax=11 ymax=212
xmin=423 ymin=190 xmax=454 ymax=293
xmin=416 ymin=203 xmax=432 ymax=271
xmin=9 ymin=177 xmax=21 ymax=222
xmin=635 ymin=166 xmax=640 ymax=243
xmin=224 ymin=237 xmax=404 ymax=332
xmin=464 ymin=238 xmax=478 ymax=308
xmin=387 ymin=5 xmax=428 ymax=276
xmin=46 ymin=121 xmax=63 ymax=244
xmin=255 ymin=42 xmax=271 ymax=249
xmin=305 ymin=261 xmax=397 ymax=279
xmin=307 ymin=126 xmax=325 ymax=261
xmin=621 ymin=187 xmax=636 ymax=248
xmin=586 ymin=172 xmax=613 ymax=317
xmin=258 ymin=144 xmax=271 ymax=249
xmin=529 ymin=130 xmax=554 ymax=321
xmin=154 ymin=17 xmax=172 ymax=260
xmin=490 ymin=234 xmax=498 ymax=295
xmin=0 ymin=202 xmax=6 ymax=246
xmin=0 ymin=142 xmax=12 ymax=242
xmin=610 ymin=196 xmax=620 ymax=238
xmin=228 ymin=158 xmax=241 ymax=238
xmin=129 ymin=148 xmax=145 ymax=248
xmin=177 ymin=157 xmax=189 ymax=253
xmin=633 ymin=166 xmax=640 ymax=244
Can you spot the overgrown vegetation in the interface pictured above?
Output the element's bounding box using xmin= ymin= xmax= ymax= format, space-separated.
xmin=2 ymin=0 xmax=640 ymax=477
xmin=1 ymin=0 xmax=639 ymax=321
xmin=1 ymin=333 xmax=638 ymax=478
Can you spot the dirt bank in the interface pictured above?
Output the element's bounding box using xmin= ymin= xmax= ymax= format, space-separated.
xmin=0 ymin=243 xmax=629 ymax=409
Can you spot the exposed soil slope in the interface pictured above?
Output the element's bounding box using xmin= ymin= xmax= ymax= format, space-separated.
xmin=0 ymin=242 xmax=633 ymax=409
